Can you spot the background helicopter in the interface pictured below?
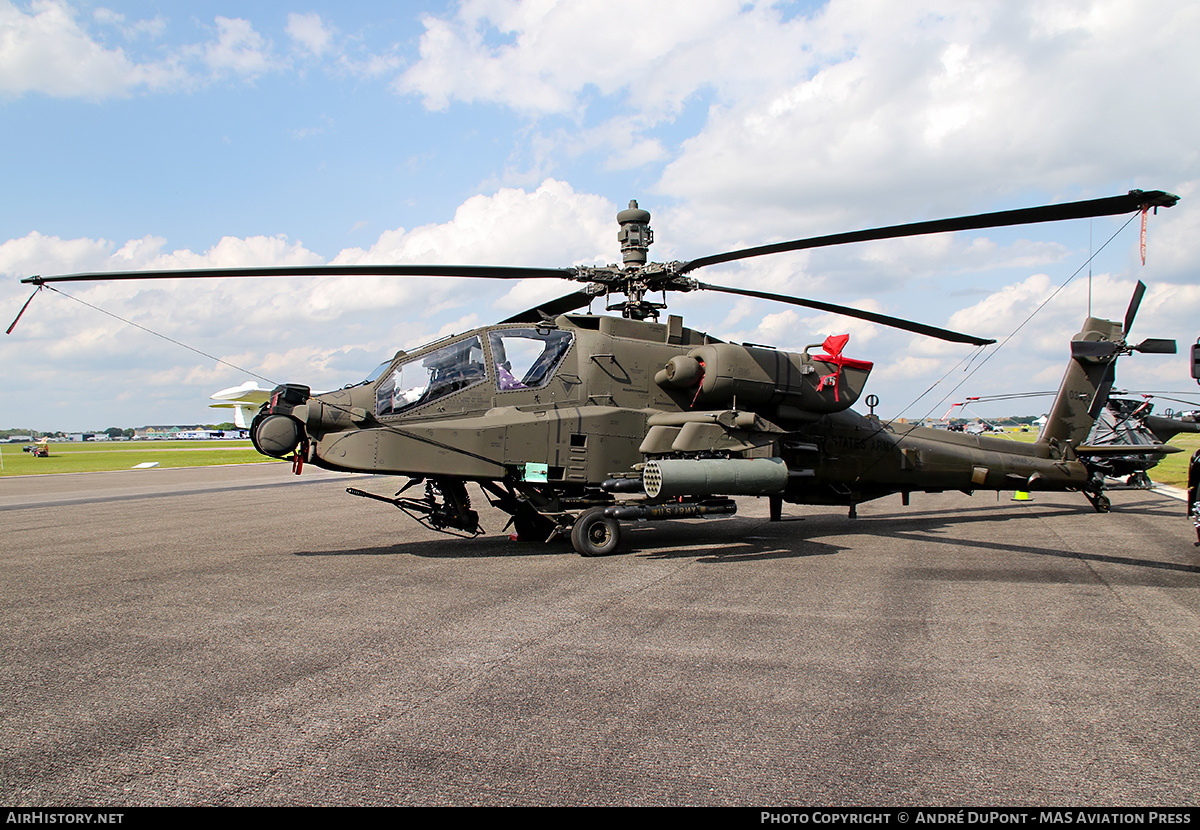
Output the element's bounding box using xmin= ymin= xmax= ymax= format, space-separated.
xmin=1085 ymin=392 xmax=1200 ymax=487
xmin=12 ymin=189 xmax=1180 ymax=555
xmin=942 ymin=389 xmax=1200 ymax=488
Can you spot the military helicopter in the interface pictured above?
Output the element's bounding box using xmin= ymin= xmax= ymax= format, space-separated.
xmin=11 ymin=189 xmax=1181 ymax=555
xmin=1084 ymin=393 xmax=1200 ymax=487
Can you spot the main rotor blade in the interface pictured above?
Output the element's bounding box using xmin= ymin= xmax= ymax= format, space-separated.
xmin=1124 ymin=280 xmax=1146 ymax=335
xmin=678 ymin=190 xmax=1179 ymax=274
xmin=694 ymin=281 xmax=994 ymax=345
xmin=21 ymin=264 xmax=576 ymax=285
xmin=1139 ymin=393 xmax=1200 ymax=408
xmin=499 ymin=290 xmax=596 ymax=324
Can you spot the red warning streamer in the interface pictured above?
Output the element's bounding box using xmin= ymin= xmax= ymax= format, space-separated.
xmin=1141 ymin=205 xmax=1149 ymax=266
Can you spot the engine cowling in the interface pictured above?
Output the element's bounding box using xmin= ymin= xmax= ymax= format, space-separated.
xmin=655 ymin=342 xmax=872 ymax=413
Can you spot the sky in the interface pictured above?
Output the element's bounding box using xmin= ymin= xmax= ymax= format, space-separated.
xmin=2 ymin=0 xmax=1199 ymax=432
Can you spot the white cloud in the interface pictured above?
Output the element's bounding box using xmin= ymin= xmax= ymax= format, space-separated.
xmin=286 ymin=12 xmax=333 ymax=57
xmin=200 ymin=17 xmax=273 ymax=77
xmin=658 ymin=0 xmax=1200 ymax=236
xmin=336 ymin=50 xmax=401 ymax=78
xmin=395 ymin=0 xmax=781 ymax=116
xmin=92 ymin=7 xmax=165 ymax=40
xmin=1 ymin=230 xmax=125 ymax=277
xmin=147 ymin=234 xmax=323 ymax=269
xmin=393 ymin=0 xmax=1198 ymax=246
xmin=946 ymin=272 xmax=1200 ymax=388
xmin=0 ymin=0 xmax=181 ymax=97
xmin=334 ymin=178 xmax=613 ymax=268
xmin=0 ymin=2 xmax=287 ymax=98
xmin=717 ymin=301 xmax=886 ymax=355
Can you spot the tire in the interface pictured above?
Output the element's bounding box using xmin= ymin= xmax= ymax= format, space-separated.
xmin=570 ymin=507 xmax=621 ymax=557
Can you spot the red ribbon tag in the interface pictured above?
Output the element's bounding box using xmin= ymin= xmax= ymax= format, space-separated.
xmin=1141 ymin=205 xmax=1149 ymax=266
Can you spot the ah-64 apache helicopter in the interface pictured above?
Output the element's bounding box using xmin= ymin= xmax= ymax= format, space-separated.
xmin=12 ymin=189 xmax=1181 ymax=555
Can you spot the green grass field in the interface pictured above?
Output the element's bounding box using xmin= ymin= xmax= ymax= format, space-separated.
xmin=0 ymin=440 xmax=281 ymax=477
xmin=1140 ymin=432 xmax=1200 ymax=488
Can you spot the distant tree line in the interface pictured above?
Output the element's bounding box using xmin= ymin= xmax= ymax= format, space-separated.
xmin=1 ymin=423 xmax=239 ymax=440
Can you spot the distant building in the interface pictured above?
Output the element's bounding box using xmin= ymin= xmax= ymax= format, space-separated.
xmin=134 ymin=425 xmax=202 ymax=439
xmin=133 ymin=425 xmax=248 ymax=440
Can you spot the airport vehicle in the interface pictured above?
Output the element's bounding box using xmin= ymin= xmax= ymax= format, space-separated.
xmin=11 ymin=189 xmax=1180 ymax=555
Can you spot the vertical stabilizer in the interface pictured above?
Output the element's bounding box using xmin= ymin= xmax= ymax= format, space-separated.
xmin=1038 ymin=316 xmax=1124 ymax=446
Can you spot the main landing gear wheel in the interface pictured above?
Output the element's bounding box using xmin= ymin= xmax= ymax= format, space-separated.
xmin=571 ymin=507 xmax=621 ymax=557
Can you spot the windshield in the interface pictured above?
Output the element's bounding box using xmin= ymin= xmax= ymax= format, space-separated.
xmin=376 ymin=335 xmax=486 ymax=416
xmin=489 ymin=328 xmax=574 ymax=391
xmin=364 ymin=359 xmax=392 ymax=385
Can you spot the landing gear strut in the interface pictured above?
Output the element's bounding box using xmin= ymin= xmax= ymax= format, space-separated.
xmin=1126 ymin=471 xmax=1153 ymax=489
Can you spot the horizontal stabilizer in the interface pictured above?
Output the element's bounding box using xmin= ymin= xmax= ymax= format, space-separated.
xmin=1075 ymin=443 xmax=1182 ymax=456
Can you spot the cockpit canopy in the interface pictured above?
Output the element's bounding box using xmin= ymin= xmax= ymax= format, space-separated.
xmin=489 ymin=328 xmax=573 ymax=391
xmin=375 ymin=326 xmax=574 ymax=417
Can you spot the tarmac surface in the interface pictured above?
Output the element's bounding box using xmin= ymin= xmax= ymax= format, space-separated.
xmin=2 ymin=464 xmax=1199 ymax=806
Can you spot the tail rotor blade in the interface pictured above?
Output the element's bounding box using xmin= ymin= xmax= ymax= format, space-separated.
xmin=1133 ymin=338 xmax=1177 ymax=354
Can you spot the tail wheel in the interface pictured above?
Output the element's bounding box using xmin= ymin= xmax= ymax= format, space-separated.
xmin=1084 ymin=490 xmax=1112 ymax=513
xmin=571 ymin=507 xmax=621 ymax=557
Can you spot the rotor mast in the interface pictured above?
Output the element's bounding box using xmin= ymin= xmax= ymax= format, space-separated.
xmin=586 ymin=199 xmax=693 ymax=321
xmin=610 ymin=200 xmax=668 ymax=320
